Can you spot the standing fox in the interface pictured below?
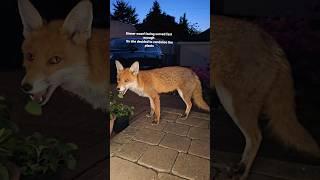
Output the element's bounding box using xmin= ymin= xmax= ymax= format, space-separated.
xmin=115 ymin=60 xmax=209 ymax=124
xmin=18 ymin=0 xmax=108 ymax=110
xmin=212 ymin=16 xmax=320 ymax=179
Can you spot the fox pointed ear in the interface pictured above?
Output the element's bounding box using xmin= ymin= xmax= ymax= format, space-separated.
xmin=62 ymin=0 xmax=93 ymax=44
xmin=18 ymin=0 xmax=43 ymax=37
xmin=130 ymin=61 xmax=139 ymax=75
xmin=115 ymin=60 xmax=124 ymax=73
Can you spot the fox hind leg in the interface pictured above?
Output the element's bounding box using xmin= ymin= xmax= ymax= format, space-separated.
xmin=216 ymin=85 xmax=262 ymax=180
xmin=230 ymin=120 xmax=262 ymax=180
xmin=177 ymin=88 xmax=193 ymax=120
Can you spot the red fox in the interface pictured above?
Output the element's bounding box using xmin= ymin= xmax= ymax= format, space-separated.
xmin=211 ymin=16 xmax=320 ymax=179
xmin=115 ymin=60 xmax=209 ymax=124
xmin=18 ymin=0 xmax=108 ymax=110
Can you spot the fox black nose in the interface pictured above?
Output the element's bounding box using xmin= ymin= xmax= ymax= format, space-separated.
xmin=117 ymin=87 xmax=120 ymax=91
xmin=21 ymin=83 xmax=33 ymax=92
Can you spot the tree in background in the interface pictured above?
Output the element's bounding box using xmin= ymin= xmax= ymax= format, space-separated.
xmin=177 ymin=13 xmax=200 ymax=40
xmin=136 ymin=1 xmax=201 ymax=41
xmin=111 ymin=0 xmax=138 ymax=25
xmin=137 ymin=0 xmax=176 ymax=37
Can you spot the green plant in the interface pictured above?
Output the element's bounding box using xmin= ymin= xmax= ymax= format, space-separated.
xmin=0 ymin=96 xmax=18 ymax=133
xmin=0 ymin=128 xmax=15 ymax=180
xmin=0 ymin=96 xmax=18 ymax=180
xmin=0 ymin=96 xmax=79 ymax=179
xmin=109 ymin=91 xmax=134 ymax=118
xmin=12 ymin=133 xmax=78 ymax=177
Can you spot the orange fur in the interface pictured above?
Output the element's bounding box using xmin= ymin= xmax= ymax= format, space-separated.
xmin=19 ymin=0 xmax=108 ymax=110
xmin=116 ymin=61 xmax=209 ymax=124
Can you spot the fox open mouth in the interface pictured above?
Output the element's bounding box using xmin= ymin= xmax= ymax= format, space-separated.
xmin=28 ymin=85 xmax=58 ymax=105
xmin=118 ymin=88 xmax=128 ymax=96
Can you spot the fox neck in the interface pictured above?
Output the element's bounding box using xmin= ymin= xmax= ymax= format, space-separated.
xmin=59 ymin=65 xmax=106 ymax=110
xmin=128 ymin=73 xmax=149 ymax=97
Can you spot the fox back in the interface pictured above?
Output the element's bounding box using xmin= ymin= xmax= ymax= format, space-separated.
xmin=116 ymin=63 xmax=197 ymax=94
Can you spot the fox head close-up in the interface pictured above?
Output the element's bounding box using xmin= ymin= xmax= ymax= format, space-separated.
xmin=115 ymin=60 xmax=140 ymax=96
xmin=19 ymin=0 xmax=93 ymax=105
xmin=18 ymin=0 xmax=108 ymax=110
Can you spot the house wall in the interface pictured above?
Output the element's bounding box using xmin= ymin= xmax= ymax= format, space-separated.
xmin=177 ymin=42 xmax=210 ymax=67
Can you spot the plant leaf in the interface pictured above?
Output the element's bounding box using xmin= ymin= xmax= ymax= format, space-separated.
xmin=25 ymin=101 xmax=42 ymax=116
xmin=66 ymin=156 xmax=77 ymax=170
xmin=66 ymin=143 xmax=78 ymax=151
xmin=0 ymin=163 xmax=10 ymax=180
xmin=117 ymin=93 xmax=124 ymax=98
xmin=0 ymin=117 xmax=19 ymax=133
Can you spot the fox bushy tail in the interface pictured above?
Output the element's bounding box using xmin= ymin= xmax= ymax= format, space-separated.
xmin=265 ymin=66 xmax=320 ymax=158
xmin=192 ymin=75 xmax=210 ymax=112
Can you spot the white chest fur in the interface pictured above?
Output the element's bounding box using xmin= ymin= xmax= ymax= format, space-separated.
xmin=62 ymin=82 xmax=106 ymax=110
xmin=49 ymin=65 xmax=106 ymax=110
xmin=129 ymin=84 xmax=148 ymax=97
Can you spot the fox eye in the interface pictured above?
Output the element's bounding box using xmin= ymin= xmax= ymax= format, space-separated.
xmin=48 ymin=56 xmax=62 ymax=65
xmin=25 ymin=53 xmax=34 ymax=62
xmin=124 ymin=79 xmax=129 ymax=83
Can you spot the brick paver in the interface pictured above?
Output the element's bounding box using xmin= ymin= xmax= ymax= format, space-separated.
xmin=160 ymin=133 xmax=191 ymax=153
xmin=158 ymin=173 xmax=187 ymax=180
xmin=176 ymin=117 xmax=209 ymax=128
xmin=111 ymin=108 xmax=210 ymax=180
xmin=188 ymin=139 xmax=210 ymax=159
xmin=188 ymin=127 xmax=210 ymax=140
xmin=144 ymin=120 xmax=167 ymax=131
xmin=161 ymin=112 xmax=181 ymax=122
xmin=172 ymin=153 xmax=210 ymax=180
xmin=116 ymin=140 xmax=150 ymax=162
xmin=110 ymin=157 xmax=157 ymax=180
xmin=163 ymin=122 xmax=190 ymax=136
xmin=111 ymin=133 xmax=133 ymax=144
xmin=133 ymin=128 xmax=165 ymax=145
xmin=121 ymin=126 xmax=138 ymax=136
xmin=110 ymin=142 xmax=122 ymax=157
xmin=138 ymin=146 xmax=178 ymax=172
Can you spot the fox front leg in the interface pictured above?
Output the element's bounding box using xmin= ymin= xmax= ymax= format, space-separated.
xmin=151 ymin=95 xmax=160 ymax=125
xmin=146 ymin=97 xmax=155 ymax=118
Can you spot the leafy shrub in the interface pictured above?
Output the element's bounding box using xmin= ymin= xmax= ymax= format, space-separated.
xmin=0 ymin=96 xmax=78 ymax=180
xmin=109 ymin=91 xmax=134 ymax=118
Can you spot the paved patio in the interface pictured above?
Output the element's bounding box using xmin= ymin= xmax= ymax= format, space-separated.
xmin=110 ymin=107 xmax=210 ymax=180
xmin=110 ymin=87 xmax=320 ymax=180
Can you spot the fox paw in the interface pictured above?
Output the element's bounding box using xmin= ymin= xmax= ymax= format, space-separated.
xmin=146 ymin=112 xmax=154 ymax=118
xmin=151 ymin=119 xmax=160 ymax=125
xmin=227 ymin=163 xmax=246 ymax=180
xmin=178 ymin=113 xmax=188 ymax=120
